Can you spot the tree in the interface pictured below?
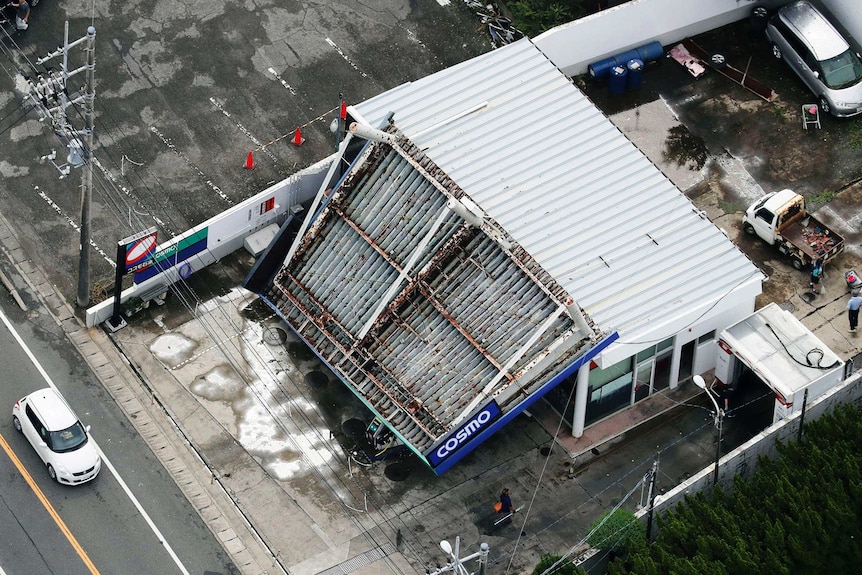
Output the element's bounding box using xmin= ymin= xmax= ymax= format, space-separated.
xmin=608 ymin=404 xmax=862 ymax=574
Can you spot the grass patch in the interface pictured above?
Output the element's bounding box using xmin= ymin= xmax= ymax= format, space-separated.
xmin=720 ymin=200 xmax=743 ymax=214
xmin=808 ymin=190 xmax=836 ymax=210
xmin=770 ymin=104 xmax=788 ymax=124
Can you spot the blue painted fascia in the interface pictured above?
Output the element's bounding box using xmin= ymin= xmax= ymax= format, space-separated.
xmin=430 ymin=331 xmax=619 ymax=475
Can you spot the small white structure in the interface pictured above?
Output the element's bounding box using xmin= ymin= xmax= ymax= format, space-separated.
xmin=715 ymin=302 xmax=845 ymax=423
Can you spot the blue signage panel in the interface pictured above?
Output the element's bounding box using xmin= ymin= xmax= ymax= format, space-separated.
xmin=134 ymin=228 xmax=208 ymax=283
xmin=429 ymin=331 xmax=619 ymax=475
xmin=426 ymin=400 xmax=502 ymax=468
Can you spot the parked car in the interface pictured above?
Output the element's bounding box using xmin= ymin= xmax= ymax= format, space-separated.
xmin=12 ymin=388 xmax=101 ymax=485
xmin=765 ymin=0 xmax=862 ymax=117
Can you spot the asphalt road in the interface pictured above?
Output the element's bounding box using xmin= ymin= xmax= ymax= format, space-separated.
xmin=0 ymin=300 xmax=238 ymax=575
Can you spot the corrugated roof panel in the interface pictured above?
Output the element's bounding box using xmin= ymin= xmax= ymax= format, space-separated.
xmin=272 ymin=134 xmax=589 ymax=451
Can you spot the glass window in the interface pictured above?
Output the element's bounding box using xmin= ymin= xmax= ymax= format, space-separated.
xmin=698 ymin=330 xmax=715 ymax=344
xmin=586 ymin=357 xmax=635 ymax=425
xmin=25 ymin=405 xmax=42 ymax=431
xmin=820 ymin=49 xmax=862 ymax=89
xmin=636 ymin=346 xmax=656 ymax=363
xmin=589 ymin=357 xmax=633 ymax=387
xmin=755 ymin=207 xmax=774 ymax=224
xmin=49 ymin=422 xmax=88 ymax=453
xmin=586 ymin=372 xmax=633 ymax=425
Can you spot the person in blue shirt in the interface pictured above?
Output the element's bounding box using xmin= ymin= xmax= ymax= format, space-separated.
xmin=809 ymin=259 xmax=823 ymax=292
xmin=848 ymin=289 xmax=862 ymax=332
xmin=499 ymin=488 xmax=514 ymax=514
xmin=10 ymin=0 xmax=29 ymax=30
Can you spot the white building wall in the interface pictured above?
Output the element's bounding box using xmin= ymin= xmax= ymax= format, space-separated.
xmin=571 ymin=279 xmax=759 ymax=434
xmin=596 ymin=278 xmax=760 ymax=370
xmin=534 ymin=0 xmax=786 ymax=78
xmin=85 ymin=157 xmax=332 ymax=327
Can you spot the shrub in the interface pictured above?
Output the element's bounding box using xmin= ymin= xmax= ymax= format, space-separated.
xmin=586 ymin=508 xmax=646 ymax=554
xmin=531 ymin=553 xmax=585 ymax=575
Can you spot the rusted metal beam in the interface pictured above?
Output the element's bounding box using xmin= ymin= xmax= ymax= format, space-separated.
xmin=681 ymin=38 xmax=778 ymax=102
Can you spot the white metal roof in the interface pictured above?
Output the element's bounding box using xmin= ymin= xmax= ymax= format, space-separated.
xmin=353 ymin=38 xmax=763 ymax=346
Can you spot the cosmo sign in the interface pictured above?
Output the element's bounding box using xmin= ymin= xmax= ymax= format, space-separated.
xmin=121 ymin=227 xmax=158 ymax=274
xmin=427 ymin=400 xmax=501 ymax=467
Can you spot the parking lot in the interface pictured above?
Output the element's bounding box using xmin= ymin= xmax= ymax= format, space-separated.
xmin=582 ymin=16 xmax=862 ymax=308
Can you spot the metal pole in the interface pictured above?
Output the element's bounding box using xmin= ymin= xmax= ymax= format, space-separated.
xmin=335 ymin=93 xmax=344 ymax=151
xmin=109 ymin=240 xmax=125 ymax=326
xmin=797 ymin=388 xmax=809 ymax=442
xmin=645 ymin=458 xmax=658 ymax=540
xmin=477 ymin=542 xmax=489 ymax=575
xmin=76 ymin=26 xmax=96 ymax=308
xmin=713 ymin=408 xmax=723 ymax=488
xmin=428 ymin=540 xmax=489 ymax=575
xmin=697 ymin=381 xmax=722 ymax=489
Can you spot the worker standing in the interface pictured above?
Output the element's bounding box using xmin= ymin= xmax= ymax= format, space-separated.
xmin=847 ymin=289 xmax=862 ymax=332
xmin=10 ymin=0 xmax=29 ymax=30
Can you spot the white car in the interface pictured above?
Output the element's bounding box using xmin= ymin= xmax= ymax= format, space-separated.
xmin=12 ymin=388 xmax=101 ymax=485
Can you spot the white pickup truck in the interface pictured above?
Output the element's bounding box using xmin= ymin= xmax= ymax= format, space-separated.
xmin=742 ymin=189 xmax=844 ymax=270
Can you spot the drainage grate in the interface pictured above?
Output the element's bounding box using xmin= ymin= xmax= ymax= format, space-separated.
xmin=316 ymin=544 xmax=396 ymax=575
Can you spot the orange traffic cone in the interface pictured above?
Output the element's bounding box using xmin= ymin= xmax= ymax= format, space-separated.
xmin=292 ymin=127 xmax=305 ymax=146
xmin=244 ymin=151 xmax=255 ymax=169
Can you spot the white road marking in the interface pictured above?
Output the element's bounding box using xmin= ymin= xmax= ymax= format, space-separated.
xmin=149 ymin=126 xmax=233 ymax=205
xmin=36 ymin=188 xmax=115 ymax=267
xmin=0 ymin=307 xmax=191 ymax=575
xmin=266 ymin=67 xmax=297 ymax=96
xmin=325 ymin=38 xmax=368 ymax=78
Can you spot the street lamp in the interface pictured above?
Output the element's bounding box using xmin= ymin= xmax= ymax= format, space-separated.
xmin=427 ymin=537 xmax=489 ymax=575
xmin=693 ymin=375 xmax=724 ymax=488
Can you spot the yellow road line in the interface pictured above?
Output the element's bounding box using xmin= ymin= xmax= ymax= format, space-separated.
xmin=0 ymin=432 xmax=100 ymax=575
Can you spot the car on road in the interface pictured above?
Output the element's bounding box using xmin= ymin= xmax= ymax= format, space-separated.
xmin=765 ymin=0 xmax=862 ymax=117
xmin=12 ymin=388 xmax=101 ymax=485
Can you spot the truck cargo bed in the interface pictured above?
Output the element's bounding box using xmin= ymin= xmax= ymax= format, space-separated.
xmin=781 ymin=216 xmax=843 ymax=261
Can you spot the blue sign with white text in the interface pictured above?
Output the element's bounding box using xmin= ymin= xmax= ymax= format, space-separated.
xmin=426 ymin=400 xmax=501 ymax=467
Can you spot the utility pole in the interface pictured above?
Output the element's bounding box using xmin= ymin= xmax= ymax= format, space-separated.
xmin=31 ymin=23 xmax=97 ymax=307
xmin=645 ymin=457 xmax=659 ymax=540
xmin=694 ymin=375 xmax=724 ymax=489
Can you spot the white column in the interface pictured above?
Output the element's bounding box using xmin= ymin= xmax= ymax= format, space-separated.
xmin=572 ymin=363 xmax=591 ymax=437
xmin=669 ymin=343 xmax=681 ymax=389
